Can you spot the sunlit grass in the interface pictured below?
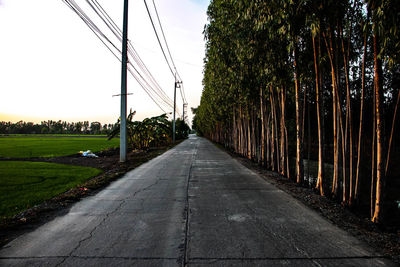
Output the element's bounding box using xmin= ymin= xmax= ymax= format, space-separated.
xmin=0 ymin=161 xmax=102 ymax=217
xmin=0 ymin=136 xmax=119 ymax=158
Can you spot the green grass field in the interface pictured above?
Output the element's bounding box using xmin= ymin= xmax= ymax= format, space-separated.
xmin=0 ymin=161 xmax=102 ymax=217
xmin=0 ymin=136 xmax=119 ymax=158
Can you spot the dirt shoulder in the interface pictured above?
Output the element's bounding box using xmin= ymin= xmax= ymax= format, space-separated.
xmin=228 ymin=151 xmax=400 ymax=264
xmin=0 ymin=142 xmax=181 ymax=248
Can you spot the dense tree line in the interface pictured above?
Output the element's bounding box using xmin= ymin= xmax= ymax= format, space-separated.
xmin=0 ymin=120 xmax=116 ymax=135
xmin=194 ymin=0 xmax=400 ymax=224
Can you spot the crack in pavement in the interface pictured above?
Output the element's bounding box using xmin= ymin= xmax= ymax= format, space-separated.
xmin=181 ymin=143 xmax=198 ymax=267
xmin=243 ymin=202 xmax=310 ymax=259
xmin=55 ymin=170 xmax=170 ymax=266
xmin=187 ymin=255 xmax=391 ymax=261
xmin=1 ymin=255 xmax=390 ymax=260
xmin=1 ymin=256 xmax=179 ymax=260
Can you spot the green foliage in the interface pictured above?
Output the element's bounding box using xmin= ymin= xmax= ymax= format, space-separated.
xmin=0 ymin=161 xmax=102 ymax=217
xmin=196 ymin=0 xmax=398 ymax=138
xmin=175 ymin=118 xmax=190 ymax=140
xmin=0 ymin=120 xmax=116 ymax=135
xmin=0 ymin=136 xmax=119 ymax=158
xmin=108 ymin=111 xmax=175 ymax=150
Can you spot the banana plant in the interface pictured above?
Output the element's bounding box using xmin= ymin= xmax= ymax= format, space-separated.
xmin=108 ymin=110 xmax=172 ymax=150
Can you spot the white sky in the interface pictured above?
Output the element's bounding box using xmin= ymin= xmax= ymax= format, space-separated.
xmin=0 ymin=0 xmax=209 ymax=125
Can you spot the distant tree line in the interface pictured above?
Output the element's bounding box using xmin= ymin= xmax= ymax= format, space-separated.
xmin=194 ymin=0 xmax=400 ymax=224
xmin=0 ymin=120 xmax=117 ymax=135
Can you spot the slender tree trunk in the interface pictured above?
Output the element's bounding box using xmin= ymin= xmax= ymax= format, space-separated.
xmin=324 ymin=31 xmax=339 ymax=197
xmin=284 ymin=97 xmax=290 ymax=180
xmin=355 ymin=29 xmax=367 ymax=203
xmin=270 ymin=91 xmax=276 ymax=171
xmin=385 ymin=90 xmax=400 ymax=177
xmin=302 ymin=86 xmax=307 ymax=143
xmin=307 ymin=87 xmax=311 ymax=185
xmin=280 ymin=88 xmax=287 ymax=177
xmin=372 ymin=34 xmax=386 ymax=224
xmin=247 ymin=112 xmax=251 ymax=160
xmin=266 ymin=112 xmax=271 ymax=169
xmin=341 ymin=27 xmax=353 ymax=206
xmin=260 ymin=88 xmax=265 ymax=166
xmin=294 ymin=44 xmax=304 ymax=185
xmin=371 ymin=82 xmax=377 ymax=218
xmin=274 ymin=93 xmax=280 ymax=173
xmin=239 ymin=106 xmax=243 ymax=156
xmin=313 ymin=34 xmax=325 ymax=196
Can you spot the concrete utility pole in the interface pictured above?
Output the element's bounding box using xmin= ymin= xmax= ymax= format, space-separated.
xmin=173 ymin=75 xmax=177 ymax=143
xmin=182 ymin=103 xmax=185 ymax=122
xmin=173 ymin=75 xmax=181 ymax=143
xmin=183 ymin=103 xmax=187 ymax=122
xmin=120 ymin=0 xmax=129 ymax=162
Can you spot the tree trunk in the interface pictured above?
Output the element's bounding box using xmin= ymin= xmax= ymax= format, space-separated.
xmin=270 ymin=91 xmax=276 ymax=171
xmin=302 ymin=85 xmax=307 ymax=143
xmin=270 ymin=85 xmax=280 ymax=172
xmin=280 ymin=88 xmax=287 ymax=177
xmin=323 ymin=31 xmax=339 ymax=197
xmin=307 ymin=87 xmax=311 ymax=185
xmin=372 ymin=34 xmax=386 ymax=224
xmin=385 ymin=90 xmax=400 ymax=177
xmin=313 ymin=34 xmax=325 ymax=196
xmin=266 ymin=111 xmax=271 ymax=169
xmin=341 ymin=26 xmax=353 ymax=206
xmin=294 ymin=44 xmax=304 ymax=185
xmin=260 ymin=88 xmax=265 ymax=166
xmin=371 ymin=81 xmax=377 ymax=218
xmin=247 ymin=113 xmax=251 ymax=160
xmin=355 ymin=29 xmax=367 ymax=203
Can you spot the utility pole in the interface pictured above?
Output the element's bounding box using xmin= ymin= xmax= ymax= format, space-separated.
xmin=173 ymin=75 xmax=181 ymax=143
xmin=173 ymin=75 xmax=177 ymax=143
xmin=183 ymin=103 xmax=187 ymax=122
xmin=120 ymin=0 xmax=129 ymax=162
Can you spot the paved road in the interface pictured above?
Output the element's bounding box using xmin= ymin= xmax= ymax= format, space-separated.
xmin=0 ymin=135 xmax=395 ymax=266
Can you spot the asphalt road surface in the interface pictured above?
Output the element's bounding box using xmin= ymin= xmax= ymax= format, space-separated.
xmin=0 ymin=135 xmax=395 ymax=266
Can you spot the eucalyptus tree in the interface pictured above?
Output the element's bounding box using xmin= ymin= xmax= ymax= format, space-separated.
xmin=366 ymin=0 xmax=399 ymax=223
xmin=194 ymin=0 xmax=399 ymax=224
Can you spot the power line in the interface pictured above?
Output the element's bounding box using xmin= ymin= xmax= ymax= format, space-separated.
xmin=86 ymin=0 xmax=175 ymax=109
xmin=151 ymin=0 xmax=177 ymax=73
xmin=143 ymin=0 xmax=175 ymax=77
xmin=63 ymin=0 xmax=180 ymax=115
xmin=143 ymin=0 xmax=187 ymax=106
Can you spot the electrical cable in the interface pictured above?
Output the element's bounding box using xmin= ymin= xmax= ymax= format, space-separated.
xmin=63 ymin=0 xmax=180 ymax=115
xmin=143 ymin=0 xmax=175 ymax=77
xmin=86 ymin=0 xmax=175 ymax=108
xmin=150 ymin=0 xmax=188 ymax=104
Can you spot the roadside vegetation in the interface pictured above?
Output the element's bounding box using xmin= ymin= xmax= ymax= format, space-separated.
xmin=108 ymin=111 xmax=190 ymax=149
xmin=194 ymin=0 xmax=399 ymax=225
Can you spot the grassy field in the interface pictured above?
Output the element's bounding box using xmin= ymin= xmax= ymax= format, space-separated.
xmin=0 ymin=136 xmax=119 ymax=158
xmin=0 ymin=161 xmax=102 ymax=217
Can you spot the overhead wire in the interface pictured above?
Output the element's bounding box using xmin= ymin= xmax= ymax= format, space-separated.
xmin=151 ymin=0 xmax=177 ymax=73
xmin=149 ymin=0 xmax=187 ymax=104
xmin=63 ymin=0 xmax=180 ymax=115
xmin=144 ymin=0 xmax=188 ymax=122
xmin=86 ymin=0 xmax=175 ymax=109
xmin=143 ymin=0 xmax=175 ymax=77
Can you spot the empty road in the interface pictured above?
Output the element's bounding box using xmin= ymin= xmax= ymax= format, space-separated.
xmin=0 ymin=135 xmax=395 ymax=266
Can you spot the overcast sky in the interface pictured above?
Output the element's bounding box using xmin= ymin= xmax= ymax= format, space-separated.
xmin=0 ymin=0 xmax=209 ymax=125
